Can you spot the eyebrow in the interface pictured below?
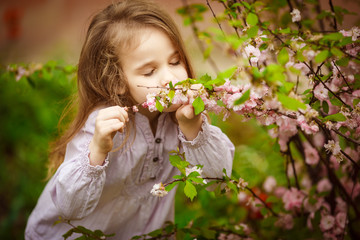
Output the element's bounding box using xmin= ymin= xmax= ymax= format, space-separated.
xmin=135 ymin=51 xmax=180 ymax=71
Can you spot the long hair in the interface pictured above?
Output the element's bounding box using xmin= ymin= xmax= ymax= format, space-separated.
xmin=47 ymin=0 xmax=195 ymax=179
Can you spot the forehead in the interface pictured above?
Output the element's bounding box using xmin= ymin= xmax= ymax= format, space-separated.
xmin=120 ymin=28 xmax=177 ymax=66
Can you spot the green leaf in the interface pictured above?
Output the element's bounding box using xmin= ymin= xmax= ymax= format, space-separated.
xmin=277 ymin=48 xmax=289 ymax=65
xmin=165 ymin=181 xmax=180 ymax=192
xmin=315 ymin=50 xmax=330 ymax=63
xmin=187 ymin=171 xmax=201 ymax=178
xmin=192 ymin=96 xmax=205 ymax=115
xmin=247 ymin=25 xmax=259 ymax=38
xmin=328 ymin=92 xmax=343 ymax=106
xmin=324 ymin=113 xmax=347 ymax=122
xmin=234 ymin=89 xmax=250 ymax=105
xmin=155 ymin=99 xmax=164 ymax=112
xmin=190 ymin=177 xmax=205 ymax=184
xmin=277 ymin=93 xmax=306 ymax=110
xmin=322 ymin=100 xmax=329 ymax=114
xmin=335 ymin=57 xmax=349 ymax=67
xmin=330 ymin=47 xmax=344 ymax=58
xmin=354 ymin=98 xmax=360 ymax=107
xmin=265 ymin=195 xmax=279 ymax=203
xmin=148 ymin=229 xmax=163 ymax=237
xmin=217 ymin=66 xmax=237 ymax=80
xmin=168 ymin=89 xmax=175 ymax=102
xmin=246 ymin=12 xmax=258 ymax=26
xmin=227 ymin=181 xmax=238 ymax=193
xmin=184 ymin=180 xmax=197 ymax=201
xmin=323 ymin=32 xmax=343 ymax=41
xmin=169 ymin=154 xmax=189 ymax=174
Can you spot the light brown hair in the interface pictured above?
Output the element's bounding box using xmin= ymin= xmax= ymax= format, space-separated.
xmin=47 ymin=0 xmax=194 ymax=178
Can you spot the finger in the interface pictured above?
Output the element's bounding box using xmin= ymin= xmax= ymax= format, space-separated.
xmin=96 ymin=118 xmax=125 ymax=136
xmin=98 ymin=106 xmax=128 ymax=123
xmin=183 ymin=105 xmax=195 ymax=119
xmin=176 ymin=104 xmax=195 ymax=121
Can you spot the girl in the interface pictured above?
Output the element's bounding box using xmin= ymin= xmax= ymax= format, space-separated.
xmin=25 ymin=0 xmax=234 ymax=239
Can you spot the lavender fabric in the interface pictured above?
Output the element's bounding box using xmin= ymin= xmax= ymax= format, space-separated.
xmin=25 ymin=109 xmax=234 ymax=240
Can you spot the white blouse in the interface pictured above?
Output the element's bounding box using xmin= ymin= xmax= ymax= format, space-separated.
xmin=25 ymin=109 xmax=234 ymax=240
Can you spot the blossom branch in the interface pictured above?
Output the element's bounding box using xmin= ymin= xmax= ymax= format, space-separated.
xmin=313 ymin=117 xmax=360 ymax=146
xmin=245 ymin=186 xmax=279 ymax=217
xmin=302 ymin=61 xmax=351 ymax=109
xmin=332 ymin=60 xmax=353 ymax=91
xmin=340 ymin=150 xmax=360 ymax=170
xmin=304 ymin=124 xmax=360 ymax=216
xmin=218 ymin=0 xmax=241 ymax=38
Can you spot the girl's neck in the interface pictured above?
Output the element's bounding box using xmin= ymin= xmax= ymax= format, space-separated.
xmin=138 ymin=106 xmax=161 ymax=136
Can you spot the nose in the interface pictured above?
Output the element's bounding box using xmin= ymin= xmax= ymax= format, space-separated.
xmin=160 ymin=67 xmax=177 ymax=87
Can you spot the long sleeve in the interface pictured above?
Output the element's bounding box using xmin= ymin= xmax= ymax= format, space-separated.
xmin=50 ymin=110 xmax=109 ymax=220
xmin=179 ymin=114 xmax=235 ymax=178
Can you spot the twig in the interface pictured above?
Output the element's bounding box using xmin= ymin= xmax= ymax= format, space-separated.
xmin=180 ymin=0 xmax=220 ymax=73
xmin=341 ymin=150 xmax=360 ymax=170
xmin=286 ymin=141 xmax=301 ymax=190
xmin=329 ymin=0 xmax=338 ymax=31
xmin=332 ymin=60 xmax=353 ymax=91
xmin=218 ymin=0 xmax=241 ymax=38
xmin=313 ymin=118 xmax=360 ymax=146
xmin=245 ymin=186 xmax=279 ymax=217
xmin=302 ymin=61 xmax=351 ymax=109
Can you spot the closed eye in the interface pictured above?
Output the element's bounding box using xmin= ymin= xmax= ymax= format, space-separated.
xmin=144 ymin=69 xmax=155 ymax=77
xmin=170 ymin=59 xmax=181 ymax=66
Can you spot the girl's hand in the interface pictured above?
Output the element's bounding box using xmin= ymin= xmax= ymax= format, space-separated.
xmin=89 ymin=106 xmax=128 ymax=166
xmin=176 ymin=104 xmax=203 ymax=141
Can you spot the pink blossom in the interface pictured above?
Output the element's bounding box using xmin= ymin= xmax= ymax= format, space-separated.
xmin=313 ymin=84 xmax=328 ymax=101
xmin=282 ymin=187 xmax=305 ymax=211
xmin=320 ymin=215 xmax=335 ymax=231
xmin=263 ymin=176 xmax=277 ymax=193
xmin=290 ymin=9 xmax=301 ymax=22
xmin=172 ymin=91 xmax=188 ymax=105
xmin=324 ymin=140 xmax=341 ymax=155
xmin=142 ymin=93 xmax=157 ymax=112
xmin=274 ymin=186 xmax=287 ymax=198
xmin=335 ymin=212 xmax=347 ymax=229
xmin=340 ymin=26 xmax=360 ymax=41
xmin=275 ymin=213 xmax=294 ymax=230
xmin=214 ymin=80 xmax=241 ymax=93
xmin=335 ymin=197 xmax=347 ymax=214
xmin=132 ymin=105 xmax=139 ymax=112
xmin=304 ymin=197 xmax=323 ymax=213
xmin=304 ymin=144 xmax=319 ymax=165
xmin=317 ymin=178 xmax=332 ymax=193
xmin=244 ymin=45 xmax=261 ymax=64
xmin=293 ymin=62 xmax=310 ymax=75
xmin=313 ymin=132 xmax=325 ymax=148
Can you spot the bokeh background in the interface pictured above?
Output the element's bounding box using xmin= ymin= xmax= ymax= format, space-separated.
xmin=0 ymin=0 xmax=359 ymax=239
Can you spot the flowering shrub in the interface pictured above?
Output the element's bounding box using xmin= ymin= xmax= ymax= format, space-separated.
xmin=137 ymin=0 xmax=360 ymax=239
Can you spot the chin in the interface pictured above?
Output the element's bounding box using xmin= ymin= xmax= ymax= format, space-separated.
xmin=163 ymin=104 xmax=181 ymax=112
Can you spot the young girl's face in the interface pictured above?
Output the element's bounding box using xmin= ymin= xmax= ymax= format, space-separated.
xmin=121 ymin=28 xmax=188 ymax=113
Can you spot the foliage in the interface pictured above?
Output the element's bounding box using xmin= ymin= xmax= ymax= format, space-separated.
xmin=0 ymin=61 xmax=76 ymax=239
xmin=138 ymin=0 xmax=360 ymax=239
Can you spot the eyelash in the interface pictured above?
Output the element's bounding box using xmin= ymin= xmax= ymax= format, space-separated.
xmin=144 ymin=69 xmax=155 ymax=77
xmin=143 ymin=60 xmax=181 ymax=77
